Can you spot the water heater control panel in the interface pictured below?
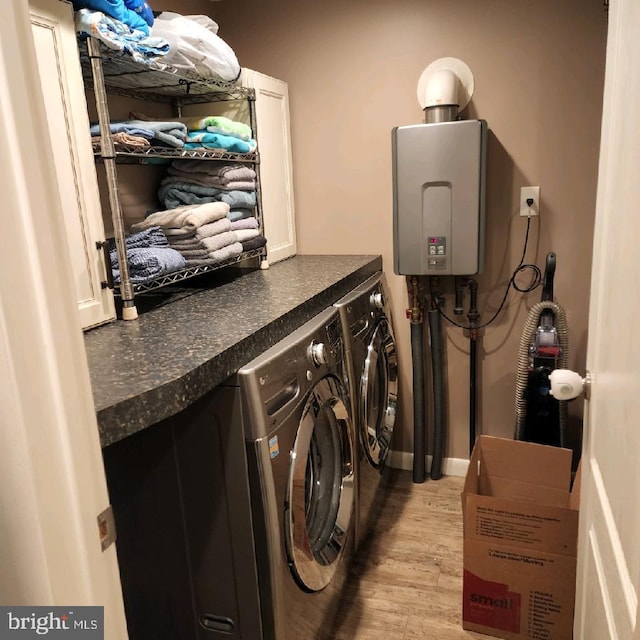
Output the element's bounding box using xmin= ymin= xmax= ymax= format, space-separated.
xmin=392 ymin=119 xmax=487 ymax=276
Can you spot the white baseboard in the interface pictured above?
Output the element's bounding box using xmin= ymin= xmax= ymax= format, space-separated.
xmin=388 ymin=450 xmax=469 ymax=477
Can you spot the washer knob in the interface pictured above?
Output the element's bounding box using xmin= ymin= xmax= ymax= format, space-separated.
xmin=308 ymin=341 xmax=328 ymax=367
xmin=370 ymin=292 xmax=384 ymax=310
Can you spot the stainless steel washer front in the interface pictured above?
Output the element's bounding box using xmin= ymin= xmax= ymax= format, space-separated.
xmin=334 ymin=272 xmax=398 ymax=551
xmin=286 ymin=375 xmax=354 ymax=592
xmin=360 ymin=316 xmax=398 ymax=468
xmin=238 ymin=306 xmax=356 ymax=640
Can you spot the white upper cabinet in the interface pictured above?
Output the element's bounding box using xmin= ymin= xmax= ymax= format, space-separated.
xmin=242 ymin=69 xmax=297 ymax=265
xmin=29 ymin=0 xmax=115 ymax=329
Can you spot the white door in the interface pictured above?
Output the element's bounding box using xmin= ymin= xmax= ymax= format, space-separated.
xmin=1 ymin=0 xmax=126 ymax=635
xmin=30 ymin=0 xmax=115 ymax=330
xmin=574 ymin=1 xmax=640 ymax=638
xmin=242 ymin=69 xmax=298 ymax=264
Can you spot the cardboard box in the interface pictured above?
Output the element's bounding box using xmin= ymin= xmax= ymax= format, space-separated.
xmin=461 ymin=436 xmax=580 ymax=640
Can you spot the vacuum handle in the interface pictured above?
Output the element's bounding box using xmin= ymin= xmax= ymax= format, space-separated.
xmin=542 ymin=252 xmax=556 ymax=302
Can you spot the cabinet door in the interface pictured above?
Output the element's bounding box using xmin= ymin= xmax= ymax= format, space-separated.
xmin=29 ymin=0 xmax=115 ymax=329
xmin=242 ymin=69 xmax=298 ymax=264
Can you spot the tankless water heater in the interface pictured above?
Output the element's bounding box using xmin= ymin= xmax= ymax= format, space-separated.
xmin=392 ymin=120 xmax=487 ymax=276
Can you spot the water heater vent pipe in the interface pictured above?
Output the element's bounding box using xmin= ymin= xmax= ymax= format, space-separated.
xmin=417 ymin=57 xmax=475 ymax=124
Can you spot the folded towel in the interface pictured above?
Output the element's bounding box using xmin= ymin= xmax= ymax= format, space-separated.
xmin=123 ymin=0 xmax=154 ymax=27
xmin=110 ymin=246 xmax=186 ymax=283
xmin=125 ymin=120 xmax=187 ymax=148
xmin=158 ymin=182 xmax=256 ymax=210
xmin=90 ymin=122 xmax=155 ymax=138
xmin=227 ymin=208 xmax=255 ymax=222
xmin=234 ymin=228 xmax=260 ymax=242
xmin=230 ymin=217 xmax=259 ymax=231
xmin=160 ymin=175 xmax=255 ymax=191
xmin=184 ymin=131 xmax=257 ymax=154
xmin=169 ymin=161 xmax=256 ymax=183
xmin=73 ymin=1 xmax=151 ymax=34
xmin=109 ymin=226 xmax=168 ymax=252
xmin=241 ymin=235 xmax=268 ymax=252
xmin=168 ymin=218 xmax=232 ymax=248
xmin=217 ymin=190 xmax=257 ymax=209
xmin=184 ymin=242 xmax=243 ymax=266
xmin=130 ymin=202 xmax=230 ymax=236
xmin=182 ymin=116 xmax=252 ymax=141
xmin=92 ymin=132 xmax=151 ymax=150
xmin=200 ymin=231 xmax=238 ymax=252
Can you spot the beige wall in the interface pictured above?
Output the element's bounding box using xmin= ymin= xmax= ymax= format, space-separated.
xmin=187 ymin=1 xmax=606 ymax=460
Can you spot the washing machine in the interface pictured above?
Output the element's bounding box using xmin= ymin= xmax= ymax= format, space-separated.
xmin=238 ymin=306 xmax=356 ymax=640
xmin=334 ymin=271 xmax=398 ymax=550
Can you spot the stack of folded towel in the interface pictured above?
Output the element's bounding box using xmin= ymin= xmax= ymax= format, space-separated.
xmin=90 ymin=120 xmax=187 ymax=148
xmin=108 ymin=226 xmax=186 ymax=283
xmin=182 ymin=115 xmax=257 ymax=154
xmin=131 ymin=202 xmax=265 ymax=266
xmin=158 ymin=160 xmax=257 ymax=212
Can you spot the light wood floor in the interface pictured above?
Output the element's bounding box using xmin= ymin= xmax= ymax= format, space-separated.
xmin=331 ymin=470 xmax=500 ymax=640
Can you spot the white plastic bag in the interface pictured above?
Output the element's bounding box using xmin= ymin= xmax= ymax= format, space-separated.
xmin=151 ymin=12 xmax=240 ymax=81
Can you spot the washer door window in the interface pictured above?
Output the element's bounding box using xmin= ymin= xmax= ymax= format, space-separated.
xmin=360 ymin=318 xmax=398 ymax=468
xmin=286 ymin=375 xmax=354 ymax=592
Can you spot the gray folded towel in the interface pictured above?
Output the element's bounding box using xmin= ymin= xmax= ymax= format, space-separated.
xmin=234 ymin=228 xmax=260 ymax=242
xmin=168 ymin=218 xmax=232 ymax=249
xmin=184 ymin=242 xmax=244 ymax=266
xmin=170 ymin=161 xmax=256 ymax=183
xmin=130 ymin=202 xmax=230 ymax=237
xmin=162 ymin=172 xmax=256 ymax=191
xmin=230 ymin=217 xmax=259 ymax=231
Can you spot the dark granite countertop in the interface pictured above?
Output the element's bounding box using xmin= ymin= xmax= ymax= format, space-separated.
xmin=84 ymin=254 xmax=382 ymax=447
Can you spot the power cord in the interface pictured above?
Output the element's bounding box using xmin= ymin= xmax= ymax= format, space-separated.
xmin=433 ymin=216 xmax=542 ymax=330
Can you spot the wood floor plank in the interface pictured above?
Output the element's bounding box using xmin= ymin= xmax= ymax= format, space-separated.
xmin=330 ymin=470 xmax=501 ymax=640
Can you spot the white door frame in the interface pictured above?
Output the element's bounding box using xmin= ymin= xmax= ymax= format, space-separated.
xmin=0 ymin=1 xmax=127 ymax=637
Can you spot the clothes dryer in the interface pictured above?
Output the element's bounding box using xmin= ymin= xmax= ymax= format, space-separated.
xmin=334 ymin=272 xmax=398 ymax=550
xmin=238 ymin=306 xmax=356 ymax=640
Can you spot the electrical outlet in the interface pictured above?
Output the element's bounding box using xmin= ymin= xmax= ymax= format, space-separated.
xmin=520 ymin=186 xmax=540 ymax=216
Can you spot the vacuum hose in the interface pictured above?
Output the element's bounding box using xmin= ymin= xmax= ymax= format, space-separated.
xmin=514 ymin=301 xmax=569 ymax=445
xmin=428 ymin=308 xmax=445 ymax=480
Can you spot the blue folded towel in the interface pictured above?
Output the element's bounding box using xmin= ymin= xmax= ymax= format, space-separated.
xmin=184 ymin=131 xmax=257 ymax=154
xmin=72 ymin=0 xmax=150 ymax=34
xmin=90 ymin=120 xmax=186 ymax=148
xmin=108 ymin=226 xmax=168 ymax=253
xmin=90 ymin=122 xmax=155 ymax=138
xmin=127 ymin=120 xmax=187 ymax=148
xmin=217 ymin=190 xmax=257 ymax=209
xmin=158 ymin=182 xmax=257 ymax=210
xmin=227 ymin=208 xmax=255 ymax=222
xmin=110 ymin=247 xmax=186 ymax=283
xmin=123 ymin=0 xmax=153 ymax=27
